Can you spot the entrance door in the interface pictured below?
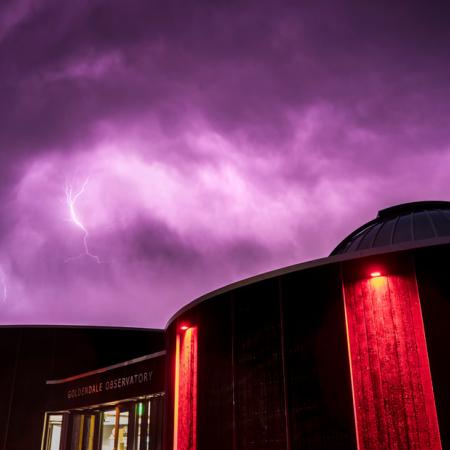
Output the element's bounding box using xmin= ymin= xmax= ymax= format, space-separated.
xmin=43 ymin=396 xmax=163 ymax=450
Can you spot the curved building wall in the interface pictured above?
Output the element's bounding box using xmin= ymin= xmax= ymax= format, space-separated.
xmin=415 ymin=244 xmax=450 ymax=448
xmin=165 ymin=243 xmax=450 ymax=450
xmin=165 ymin=264 xmax=357 ymax=450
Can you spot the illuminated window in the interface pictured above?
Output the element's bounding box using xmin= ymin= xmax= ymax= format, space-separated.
xmin=44 ymin=414 xmax=63 ymax=450
xmin=42 ymin=395 xmax=163 ymax=450
xmin=100 ymin=410 xmax=117 ymax=450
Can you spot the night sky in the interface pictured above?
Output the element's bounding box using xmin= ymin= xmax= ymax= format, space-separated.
xmin=1 ymin=1 xmax=450 ymax=327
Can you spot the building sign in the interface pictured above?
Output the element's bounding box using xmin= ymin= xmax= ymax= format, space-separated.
xmin=46 ymin=352 xmax=165 ymax=410
xmin=66 ymin=369 xmax=153 ymax=399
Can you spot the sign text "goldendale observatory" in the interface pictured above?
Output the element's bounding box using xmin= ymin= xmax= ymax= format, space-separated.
xmin=67 ymin=371 xmax=153 ymax=399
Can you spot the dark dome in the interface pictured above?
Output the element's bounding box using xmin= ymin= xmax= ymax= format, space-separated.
xmin=331 ymin=201 xmax=450 ymax=255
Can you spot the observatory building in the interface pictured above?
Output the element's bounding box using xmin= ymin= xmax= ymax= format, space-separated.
xmin=2 ymin=200 xmax=450 ymax=450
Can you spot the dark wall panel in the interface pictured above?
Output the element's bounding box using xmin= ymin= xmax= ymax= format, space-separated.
xmin=163 ymin=324 xmax=176 ymax=450
xmin=281 ymin=265 xmax=356 ymax=449
xmin=197 ymin=294 xmax=234 ymax=450
xmin=51 ymin=327 xmax=165 ymax=379
xmin=233 ymin=279 xmax=287 ymax=450
xmin=0 ymin=328 xmax=21 ymax=450
xmin=6 ymin=328 xmax=54 ymax=450
xmin=415 ymin=244 xmax=450 ymax=449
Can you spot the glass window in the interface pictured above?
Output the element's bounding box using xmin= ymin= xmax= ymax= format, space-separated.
xmin=45 ymin=414 xmax=63 ymax=450
xmin=43 ymin=396 xmax=163 ymax=450
xmin=101 ymin=410 xmax=117 ymax=450
xmin=100 ymin=408 xmax=129 ymax=450
xmin=117 ymin=411 xmax=129 ymax=450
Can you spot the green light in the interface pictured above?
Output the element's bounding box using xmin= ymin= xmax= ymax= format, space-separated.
xmin=138 ymin=403 xmax=143 ymax=417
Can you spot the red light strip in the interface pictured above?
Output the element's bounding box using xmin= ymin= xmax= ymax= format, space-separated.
xmin=343 ymin=274 xmax=441 ymax=449
xmin=173 ymin=326 xmax=198 ymax=450
xmin=173 ymin=334 xmax=181 ymax=450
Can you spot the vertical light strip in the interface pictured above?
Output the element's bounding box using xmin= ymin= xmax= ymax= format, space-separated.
xmin=173 ymin=334 xmax=181 ymax=450
xmin=343 ymin=273 xmax=442 ymax=449
xmin=173 ymin=326 xmax=197 ymax=450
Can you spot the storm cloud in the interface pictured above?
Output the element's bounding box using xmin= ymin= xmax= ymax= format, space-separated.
xmin=1 ymin=0 xmax=450 ymax=326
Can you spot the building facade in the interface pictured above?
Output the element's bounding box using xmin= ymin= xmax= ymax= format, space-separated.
xmin=2 ymin=201 xmax=450 ymax=450
xmin=0 ymin=327 xmax=165 ymax=450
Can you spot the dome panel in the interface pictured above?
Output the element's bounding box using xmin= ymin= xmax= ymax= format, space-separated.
xmin=393 ymin=214 xmax=413 ymax=244
xmin=429 ymin=210 xmax=450 ymax=237
xmin=331 ymin=201 xmax=450 ymax=255
xmin=373 ymin=218 xmax=396 ymax=247
xmin=358 ymin=223 xmax=382 ymax=250
xmin=413 ymin=212 xmax=435 ymax=240
xmin=346 ymin=232 xmax=365 ymax=252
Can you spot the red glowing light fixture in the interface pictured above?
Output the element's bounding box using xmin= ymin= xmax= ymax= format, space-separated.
xmin=370 ymin=271 xmax=382 ymax=278
xmin=344 ymin=272 xmax=442 ymax=448
xmin=179 ymin=325 xmax=189 ymax=331
xmin=174 ymin=326 xmax=198 ymax=450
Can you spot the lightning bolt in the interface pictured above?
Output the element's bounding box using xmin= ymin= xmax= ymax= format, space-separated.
xmin=65 ymin=178 xmax=101 ymax=264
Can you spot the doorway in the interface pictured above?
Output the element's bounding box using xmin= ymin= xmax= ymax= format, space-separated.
xmin=42 ymin=394 xmax=164 ymax=450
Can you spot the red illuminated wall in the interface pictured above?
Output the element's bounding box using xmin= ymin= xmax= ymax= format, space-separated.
xmin=343 ymin=272 xmax=441 ymax=449
xmin=173 ymin=326 xmax=198 ymax=450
